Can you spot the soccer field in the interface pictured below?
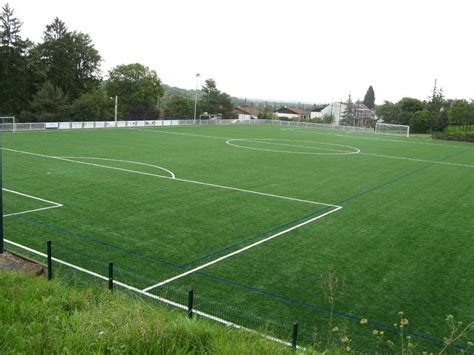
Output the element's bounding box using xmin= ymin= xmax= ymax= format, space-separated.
xmin=3 ymin=123 xmax=473 ymax=350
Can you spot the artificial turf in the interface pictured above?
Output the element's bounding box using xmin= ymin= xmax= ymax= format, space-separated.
xmin=3 ymin=123 xmax=473 ymax=351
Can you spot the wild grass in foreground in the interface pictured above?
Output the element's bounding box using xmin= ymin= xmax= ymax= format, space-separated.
xmin=0 ymin=270 xmax=301 ymax=354
xmin=0 ymin=269 xmax=472 ymax=354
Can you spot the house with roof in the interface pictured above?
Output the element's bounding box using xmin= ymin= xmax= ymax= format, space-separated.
xmin=233 ymin=107 xmax=260 ymax=120
xmin=274 ymin=106 xmax=309 ymax=119
xmin=310 ymin=104 xmax=329 ymax=119
xmin=319 ymin=102 xmax=375 ymax=126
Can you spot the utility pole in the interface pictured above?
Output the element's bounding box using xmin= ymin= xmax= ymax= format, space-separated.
xmin=193 ymin=73 xmax=200 ymax=123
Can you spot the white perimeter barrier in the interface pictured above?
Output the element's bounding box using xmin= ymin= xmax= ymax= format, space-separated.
xmin=10 ymin=119 xmax=376 ymax=134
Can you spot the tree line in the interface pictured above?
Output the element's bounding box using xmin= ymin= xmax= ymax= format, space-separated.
xmin=0 ymin=4 xmax=236 ymax=121
xmin=376 ymin=83 xmax=474 ymax=134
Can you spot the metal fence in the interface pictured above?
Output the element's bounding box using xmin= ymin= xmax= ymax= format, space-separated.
xmin=7 ymin=118 xmax=376 ymax=134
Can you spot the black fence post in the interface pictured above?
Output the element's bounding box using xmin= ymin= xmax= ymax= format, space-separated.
xmin=291 ymin=322 xmax=299 ymax=350
xmin=108 ymin=262 xmax=113 ymax=292
xmin=47 ymin=240 xmax=52 ymax=280
xmin=187 ymin=289 xmax=194 ymax=318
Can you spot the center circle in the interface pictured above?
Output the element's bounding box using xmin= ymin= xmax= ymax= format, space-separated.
xmin=226 ymin=139 xmax=360 ymax=155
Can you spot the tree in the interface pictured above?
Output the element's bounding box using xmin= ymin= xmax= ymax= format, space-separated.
xmin=0 ymin=3 xmax=33 ymax=115
xmin=199 ymin=79 xmax=235 ymax=119
xmin=397 ymin=97 xmax=425 ymax=125
xmin=363 ymin=85 xmax=375 ymax=109
xmin=105 ymin=63 xmax=164 ymax=119
xmin=322 ymin=113 xmax=335 ymax=124
xmin=375 ymin=101 xmax=401 ymax=124
xmin=448 ymin=99 xmax=474 ymax=133
xmin=165 ymin=95 xmax=193 ymax=119
xmin=68 ymin=87 xmax=114 ymax=121
xmin=36 ymin=18 xmax=101 ymax=100
xmin=339 ymin=94 xmax=355 ymax=126
xmin=410 ymin=109 xmax=432 ymax=133
xmin=29 ymin=81 xmax=67 ymax=121
xmin=427 ymin=80 xmax=448 ymax=132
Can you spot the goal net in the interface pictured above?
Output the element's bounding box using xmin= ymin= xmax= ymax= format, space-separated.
xmin=0 ymin=117 xmax=15 ymax=133
xmin=375 ymin=122 xmax=410 ymax=137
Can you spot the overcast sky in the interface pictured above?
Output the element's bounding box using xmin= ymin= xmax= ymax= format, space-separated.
xmin=7 ymin=0 xmax=474 ymax=104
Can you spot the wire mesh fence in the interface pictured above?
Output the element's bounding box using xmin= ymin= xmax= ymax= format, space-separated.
xmin=3 ymin=238 xmax=472 ymax=353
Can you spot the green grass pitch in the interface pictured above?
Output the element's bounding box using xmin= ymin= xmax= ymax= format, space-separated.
xmin=3 ymin=124 xmax=473 ymax=350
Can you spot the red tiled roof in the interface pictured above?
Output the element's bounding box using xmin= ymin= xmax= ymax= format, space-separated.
xmin=234 ymin=107 xmax=260 ymax=115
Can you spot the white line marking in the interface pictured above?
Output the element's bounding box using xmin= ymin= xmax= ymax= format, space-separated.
xmin=283 ymin=127 xmax=473 ymax=149
xmin=58 ymin=156 xmax=176 ymax=179
xmin=3 ymin=188 xmax=63 ymax=217
xmin=134 ymin=127 xmax=473 ymax=167
xmin=142 ymin=206 xmax=343 ymax=292
xmin=4 ymin=239 xmax=305 ymax=350
xmin=3 ymin=148 xmax=176 ymax=179
xmin=3 ymin=148 xmax=338 ymax=207
xmin=358 ymin=152 xmax=474 ymax=168
xmin=132 ymin=127 xmax=232 ymax=140
xmin=226 ymin=138 xmax=360 ymax=155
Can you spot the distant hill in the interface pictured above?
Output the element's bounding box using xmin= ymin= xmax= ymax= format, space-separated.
xmin=162 ymin=84 xmax=320 ymax=109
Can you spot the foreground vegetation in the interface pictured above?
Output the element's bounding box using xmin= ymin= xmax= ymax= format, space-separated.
xmin=0 ymin=270 xmax=302 ymax=354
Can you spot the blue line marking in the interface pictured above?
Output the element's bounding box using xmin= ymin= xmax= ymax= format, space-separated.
xmin=6 ymin=148 xmax=470 ymax=351
xmin=180 ymin=205 xmax=333 ymax=268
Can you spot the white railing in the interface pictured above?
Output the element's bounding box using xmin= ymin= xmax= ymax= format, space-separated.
xmin=9 ymin=119 xmax=375 ymax=134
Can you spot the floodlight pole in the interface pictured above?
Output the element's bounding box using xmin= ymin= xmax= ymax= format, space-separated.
xmin=193 ymin=73 xmax=200 ymax=124
xmin=114 ymin=95 xmax=118 ymax=123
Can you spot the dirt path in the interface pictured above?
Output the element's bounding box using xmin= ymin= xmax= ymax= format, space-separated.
xmin=0 ymin=250 xmax=45 ymax=276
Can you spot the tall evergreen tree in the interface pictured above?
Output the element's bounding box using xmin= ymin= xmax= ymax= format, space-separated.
xmin=340 ymin=93 xmax=355 ymax=126
xmin=427 ymin=79 xmax=449 ymax=132
xmin=363 ymin=85 xmax=375 ymax=109
xmin=0 ymin=3 xmax=32 ymax=115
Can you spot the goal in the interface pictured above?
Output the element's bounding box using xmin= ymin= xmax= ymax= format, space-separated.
xmin=375 ymin=122 xmax=410 ymax=137
xmin=0 ymin=117 xmax=15 ymax=133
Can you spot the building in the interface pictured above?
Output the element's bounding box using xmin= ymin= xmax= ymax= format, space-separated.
xmin=274 ymin=106 xmax=309 ymax=119
xmin=310 ymin=105 xmax=329 ymax=119
xmin=233 ymin=107 xmax=260 ymax=120
xmin=319 ymin=102 xmax=375 ymax=126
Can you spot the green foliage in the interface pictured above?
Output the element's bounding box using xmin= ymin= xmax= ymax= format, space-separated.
xmin=427 ymin=81 xmax=449 ymax=132
xmin=410 ymin=109 xmax=432 ymax=133
xmin=339 ymin=93 xmax=355 ymax=126
xmin=164 ymin=95 xmax=194 ymax=119
xmin=199 ymin=79 xmax=236 ymax=119
xmin=258 ymin=104 xmax=275 ymax=119
xmin=0 ymin=4 xmax=34 ymax=115
xmin=363 ymin=85 xmax=375 ymax=109
xmin=29 ymin=81 xmax=67 ymax=121
xmin=447 ymin=99 xmax=474 ymax=135
xmin=0 ymin=270 xmax=296 ymax=354
xmin=375 ymin=101 xmax=400 ymax=124
xmin=375 ymin=94 xmax=451 ymax=133
xmin=35 ymin=17 xmax=101 ymax=101
xmin=322 ymin=113 xmax=335 ymax=124
xmin=105 ymin=63 xmax=164 ymax=119
xmin=68 ymin=87 xmax=114 ymax=121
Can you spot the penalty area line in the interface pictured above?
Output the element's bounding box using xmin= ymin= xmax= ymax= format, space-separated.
xmin=3 ymin=188 xmax=63 ymax=217
xmin=3 ymin=147 xmax=338 ymax=208
xmin=142 ymin=205 xmax=342 ymax=292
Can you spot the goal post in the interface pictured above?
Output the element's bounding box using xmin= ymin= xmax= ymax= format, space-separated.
xmin=0 ymin=116 xmax=15 ymax=133
xmin=375 ymin=122 xmax=410 ymax=137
